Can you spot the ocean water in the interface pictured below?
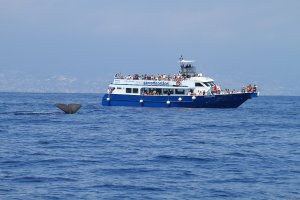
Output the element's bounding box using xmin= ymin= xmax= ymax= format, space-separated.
xmin=0 ymin=93 xmax=299 ymax=200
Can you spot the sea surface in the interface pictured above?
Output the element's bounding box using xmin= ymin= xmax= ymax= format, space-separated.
xmin=0 ymin=93 xmax=299 ymax=200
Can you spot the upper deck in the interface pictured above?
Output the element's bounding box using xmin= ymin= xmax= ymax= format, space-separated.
xmin=113 ymin=78 xmax=176 ymax=87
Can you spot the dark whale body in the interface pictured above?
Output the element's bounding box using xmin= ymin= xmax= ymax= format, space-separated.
xmin=55 ymin=103 xmax=81 ymax=114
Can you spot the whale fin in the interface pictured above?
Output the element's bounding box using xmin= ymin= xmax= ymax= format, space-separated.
xmin=55 ymin=103 xmax=81 ymax=114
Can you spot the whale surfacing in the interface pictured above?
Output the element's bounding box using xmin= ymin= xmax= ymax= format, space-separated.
xmin=55 ymin=103 xmax=81 ymax=114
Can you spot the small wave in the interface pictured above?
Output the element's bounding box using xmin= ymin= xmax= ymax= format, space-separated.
xmin=37 ymin=141 xmax=50 ymax=145
xmin=0 ymin=112 xmax=13 ymax=115
xmin=225 ymin=152 xmax=247 ymax=157
xmin=209 ymin=177 xmax=258 ymax=184
xmin=33 ymin=158 xmax=70 ymax=165
xmin=92 ymin=183 xmax=165 ymax=192
xmin=13 ymin=111 xmax=62 ymax=116
xmin=13 ymin=176 xmax=45 ymax=183
xmin=155 ymin=155 xmax=215 ymax=163
xmin=38 ymin=196 xmax=61 ymax=200
xmin=1 ymin=158 xmax=70 ymax=168
xmin=1 ymin=160 xmax=24 ymax=167
xmin=13 ymin=176 xmax=76 ymax=183
xmin=207 ymin=188 xmax=239 ymax=198
xmin=0 ymin=129 xmax=8 ymax=133
xmin=0 ymin=188 xmax=14 ymax=193
xmin=101 ymin=167 xmax=156 ymax=175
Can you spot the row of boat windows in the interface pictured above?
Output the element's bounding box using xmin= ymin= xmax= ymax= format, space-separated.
xmin=195 ymin=81 xmax=215 ymax=87
xmin=126 ymin=88 xmax=139 ymax=94
xmin=112 ymin=81 xmax=215 ymax=94
xmin=124 ymin=88 xmax=186 ymax=95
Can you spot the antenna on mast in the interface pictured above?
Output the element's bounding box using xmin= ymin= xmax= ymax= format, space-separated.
xmin=179 ymin=55 xmax=183 ymax=61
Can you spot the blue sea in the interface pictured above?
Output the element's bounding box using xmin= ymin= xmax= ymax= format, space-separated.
xmin=0 ymin=93 xmax=299 ymax=199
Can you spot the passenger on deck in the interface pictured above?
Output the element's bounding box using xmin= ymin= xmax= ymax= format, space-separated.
xmin=247 ymin=84 xmax=253 ymax=92
xmin=253 ymin=85 xmax=257 ymax=92
xmin=241 ymin=86 xmax=246 ymax=93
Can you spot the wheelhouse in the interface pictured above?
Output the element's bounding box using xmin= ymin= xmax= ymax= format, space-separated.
xmin=179 ymin=58 xmax=197 ymax=78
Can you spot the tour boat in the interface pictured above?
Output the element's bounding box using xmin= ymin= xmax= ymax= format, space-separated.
xmin=102 ymin=57 xmax=258 ymax=108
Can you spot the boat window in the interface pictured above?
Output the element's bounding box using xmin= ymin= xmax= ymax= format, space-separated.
xmin=154 ymin=88 xmax=162 ymax=95
xmin=126 ymin=88 xmax=132 ymax=93
xmin=203 ymin=82 xmax=210 ymax=87
xmin=175 ymin=89 xmax=185 ymax=94
xmin=117 ymin=87 xmax=122 ymax=89
xmin=163 ymin=89 xmax=174 ymax=95
xmin=133 ymin=88 xmax=138 ymax=93
xmin=195 ymin=82 xmax=204 ymax=87
xmin=203 ymin=82 xmax=215 ymax=87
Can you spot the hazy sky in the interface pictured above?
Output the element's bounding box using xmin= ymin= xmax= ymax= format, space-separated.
xmin=0 ymin=0 xmax=299 ymax=95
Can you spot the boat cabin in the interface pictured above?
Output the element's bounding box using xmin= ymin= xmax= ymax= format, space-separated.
xmin=107 ymin=85 xmax=190 ymax=96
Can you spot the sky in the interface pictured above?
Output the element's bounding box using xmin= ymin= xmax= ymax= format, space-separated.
xmin=0 ymin=0 xmax=299 ymax=95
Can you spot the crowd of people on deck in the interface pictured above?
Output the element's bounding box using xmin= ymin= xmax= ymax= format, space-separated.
xmin=242 ymin=84 xmax=257 ymax=93
xmin=139 ymin=85 xmax=257 ymax=96
xmin=143 ymin=90 xmax=161 ymax=96
xmin=114 ymin=73 xmax=185 ymax=82
xmin=208 ymin=84 xmax=257 ymax=95
xmin=192 ymin=87 xmax=238 ymax=96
